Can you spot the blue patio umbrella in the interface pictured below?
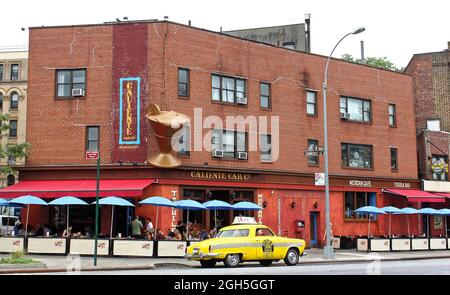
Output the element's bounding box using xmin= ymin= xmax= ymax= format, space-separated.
xmin=140 ymin=196 xmax=177 ymax=241
xmin=49 ymin=197 xmax=88 ymax=236
xmin=355 ymin=206 xmax=386 ymax=237
xmin=232 ymin=201 xmax=263 ymax=211
xmin=394 ymin=207 xmax=420 ymax=237
xmin=203 ymin=200 xmax=233 ymax=233
xmin=418 ymin=208 xmax=442 ymax=238
xmin=175 ymin=199 xmax=206 ymax=239
xmin=92 ymin=197 xmax=135 ymax=239
xmin=0 ymin=199 xmax=8 ymax=205
xmin=439 ymin=209 xmax=450 ymax=239
xmin=9 ymin=195 xmax=48 ymax=238
xmin=380 ymin=206 xmax=403 ymax=238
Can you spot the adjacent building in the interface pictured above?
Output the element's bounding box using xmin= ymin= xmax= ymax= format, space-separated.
xmin=0 ymin=20 xmax=425 ymax=246
xmin=0 ymin=50 xmax=28 ymax=187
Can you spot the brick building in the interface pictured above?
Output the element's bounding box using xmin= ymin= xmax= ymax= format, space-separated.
xmin=0 ymin=20 xmax=428 ymax=246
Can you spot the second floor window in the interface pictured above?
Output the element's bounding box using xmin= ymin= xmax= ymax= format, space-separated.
xmin=389 ymin=104 xmax=396 ymax=127
xmin=260 ymin=82 xmax=270 ymax=109
xmin=10 ymin=92 xmax=19 ymax=110
xmin=341 ymin=143 xmax=373 ymax=169
xmin=212 ymin=129 xmax=247 ymax=159
xmin=390 ymin=147 xmax=398 ymax=171
xmin=260 ymin=134 xmax=272 ymax=162
xmin=0 ymin=93 xmax=3 ymax=109
xmin=340 ymin=96 xmax=371 ymax=122
xmin=307 ymin=139 xmax=319 ymax=165
xmin=178 ymin=68 xmax=189 ymax=97
xmin=0 ymin=64 xmax=3 ymax=81
xmin=178 ymin=124 xmax=190 ymax=156
xmin=10 ymin=64 xmax=19 ymax=80
xmin=56 ymin=69 xmax=86 ymax=98
xmin=9 ymin=120 xmax=17 ymax=137
xmin=427 ymin=119 xmax=441 ymax=131
xmin=306 ymin=91 xmax=317 ymax=116
xmin=86 ymin=126 xmax=99 ymax=151
xmin=212 ymin=74 xmax=246 ymax=104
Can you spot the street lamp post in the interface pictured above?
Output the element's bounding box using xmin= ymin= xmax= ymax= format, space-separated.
xmin=322 ymin=27 xmax=365 ymax=259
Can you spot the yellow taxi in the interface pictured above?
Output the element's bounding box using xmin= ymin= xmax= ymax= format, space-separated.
xmin=186 ymin=217 xmax=305 ymax=268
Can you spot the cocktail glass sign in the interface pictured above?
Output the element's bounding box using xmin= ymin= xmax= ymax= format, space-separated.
xmin=315 ymin=173 xmax=325 ymax=186
xmin=431 ymin=158 xmax=448 ymax=176
xmin=119 ymin=77 xmax=141 ymax=145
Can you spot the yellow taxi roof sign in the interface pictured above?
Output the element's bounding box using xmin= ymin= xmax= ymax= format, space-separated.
xmin=232 ymin=216 xmax=258 ymax=224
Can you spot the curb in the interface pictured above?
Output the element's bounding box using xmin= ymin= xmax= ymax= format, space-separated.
xmin=0 ymin=263 xmax=47 ymax=270
xmin=0 ymin=264 xmax=155 ymax=274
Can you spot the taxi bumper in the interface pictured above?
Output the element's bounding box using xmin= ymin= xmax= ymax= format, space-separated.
xmin=185 ymin=252 xmax=220 ymax=260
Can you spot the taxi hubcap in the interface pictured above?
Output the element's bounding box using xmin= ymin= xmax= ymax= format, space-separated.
xmin=228 ymin=255 xmax=239 ymax=265
xmin=288 ymin=251 xmax=297 ymax=263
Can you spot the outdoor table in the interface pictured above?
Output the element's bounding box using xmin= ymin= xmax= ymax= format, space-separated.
xmin=27 ymin=237 xmax=67 ymax=254
xmin=411 ymin=237 xmax=429 ymax=250
xmin=391 ymin=237 xmax=411 ymax=251
xmin=370 ymin=237 xmax=390 ymax=252
xmin=0 ymin=236 xmax=24 ymax=253
xmin=112 ymin=239 xmax=154 ymax=257
xmin=429 ymin=237 xmax=446 ymax=250
xmin=157 ymin=240 xmax=188 ymax=257
xmin=69 ymin=238 xmax=109 ymax=256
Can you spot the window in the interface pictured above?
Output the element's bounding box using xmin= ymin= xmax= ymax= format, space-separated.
xmin=182 ymin=189 xmax=205 ymax=224
xmin=390 ymin=147 xmax=398 ymax=171
xmin=340 ymin=96 xmax=371 ymax=122
xmin=7 ymin=155 xmax=16 ymax=165
xmin=388 ymin=104 xmax=396 ymax=127
xmin=178 ymin=124 xmax=190 ymax=156
xmin=260 ymin=82 xmax=270 ymax=109
xmin=211 ymin=74 xmax=246 ymax=104
xmin=0 ymin=93 xmax=3 ymax=109
xmin=255 ymin=228 xmax=274 ymax=236
xmin=344 ymin=192 xmax=376 ymax=220
xmin=10 ymin=92 xmax=19 ymax=110
xmin=212 ymin=129 xmax=247 ymax=159
xmin=6 ymin=175 xmax=15 ymax=186
xmin=260 ymin=134 xmax=272 ymax=162
xmin=9 ymin=120 xmax=17 ymax=137
xmin=307 ymin=139 xmax=319 ymax=166
xmin=86 ymin=126 xmax=99 ymax=151
xmin=341 ymin=143 xmax=373 ymax=169
xmin=306 ymin=91 xmax=317 ymax=116
xmin=432 ymin=155 xmax=448 ymax=181
xmin=178 ymin=68 xmax=189 ymax=97
xmin=427 ymin=119 xmax=441 ymax=131
xmin=10 ymin=64 xmax=19 ymax=80
xmin=56 ymin=69 xmax=86 ymax=98
xmin=0 ymin=64 xmax=3 ymax=81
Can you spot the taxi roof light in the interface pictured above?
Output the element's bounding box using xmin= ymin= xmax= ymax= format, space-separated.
xmin=232 ymin=216 xmax=258 ymax=225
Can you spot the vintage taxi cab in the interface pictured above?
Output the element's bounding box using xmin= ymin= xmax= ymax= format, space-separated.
xmin=186 ymin=217 xmax=305 ymax=268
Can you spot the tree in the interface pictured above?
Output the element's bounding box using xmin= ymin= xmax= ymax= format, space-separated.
xmin=341 ymin=54 xmax=401 ymax=71
xmin=0 ymin=113 xmax=30 ymax=178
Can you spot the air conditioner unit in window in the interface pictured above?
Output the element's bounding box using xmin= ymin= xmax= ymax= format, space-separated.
xmin=72 ymin=88 xmax=85 ymax=97
xmin=212 ymin=149 xmax=223 ymax=158
xmin=340 ymin=112 xmax=351 ymax=119
xmin=237 ymin=152 xmax=248 ymax=160
xmin=236 ymin=96 xmax=248 ymax=105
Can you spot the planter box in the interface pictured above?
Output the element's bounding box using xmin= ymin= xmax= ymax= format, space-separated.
xmin=332 ymin=237 xmax=340 ymax=249
xmin=157 ymin=241 xmax=187 ymax=257
xmin=391 ymin=239 xmax=411 ymax=251
xmin=113 ymin=240 xmax=153 ymax=257
xmin=411 ymin=238 xmax=429 ymax=250
xmin=27 ymin=238 xmax=67 ymax=254
xmin=69 ymin=239 xmax=109 ymax=256
xmin=370 ymin=239 xmax=390 ymax=252
xmin=356 ymin=238 xmax=368 ymax=252
xmin=430 ymin=238 xmax=446 ymax=250
xmin=0 ymin=237 xmax=24 ymax=253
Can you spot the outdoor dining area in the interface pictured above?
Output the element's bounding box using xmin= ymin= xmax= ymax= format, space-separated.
xmin=0 ymin=195 xmax=262 ymax=257
xmin=350 ymin=205 xmax=450 ymax=252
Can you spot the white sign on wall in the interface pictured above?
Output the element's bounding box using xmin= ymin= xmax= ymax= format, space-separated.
xmin=315 ymin=173 xmax=325 ymax=186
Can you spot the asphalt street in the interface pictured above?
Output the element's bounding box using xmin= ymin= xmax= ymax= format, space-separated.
xmin=29 ymin=257 xmax=450 ymax=275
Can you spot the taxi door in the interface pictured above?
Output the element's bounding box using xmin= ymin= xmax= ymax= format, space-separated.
xmin=253 ymin=227 xmax=278 ymax=260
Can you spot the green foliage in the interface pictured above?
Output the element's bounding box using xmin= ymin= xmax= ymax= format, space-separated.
xmin=0 ymin=113 xmax=30 ymax=179
xmin=0 ymin=251 xmax=37 ymax=264
xmin=341 ymin=54 xmax=401 ymax=71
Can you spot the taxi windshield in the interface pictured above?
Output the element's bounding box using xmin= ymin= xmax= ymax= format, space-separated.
xmin=217 ymin=229 xmax=249 ymax=238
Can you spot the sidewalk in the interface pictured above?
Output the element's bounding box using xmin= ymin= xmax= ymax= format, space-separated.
xmin=2 ymin=248 xmax=450 ymax=273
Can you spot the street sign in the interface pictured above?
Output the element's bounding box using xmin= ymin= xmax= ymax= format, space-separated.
xmin=304 ymin=146 xmax=325 ymax=157
xmin=315 ymin=173 xmax=325 ymax=186
xmin=86 ymin=150 xmax=99 ymax=160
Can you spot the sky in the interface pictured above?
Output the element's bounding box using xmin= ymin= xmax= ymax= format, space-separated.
xmin=1 ymin=0 xmax=449 ymax=68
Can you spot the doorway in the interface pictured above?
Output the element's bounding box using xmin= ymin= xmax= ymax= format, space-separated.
xmin=310 ymin=212 xmax=318 ymax=247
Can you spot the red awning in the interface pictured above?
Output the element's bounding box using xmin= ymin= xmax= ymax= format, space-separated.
xmin=383 ymin=189 xmax=446 ymax=203
xmin=0 ymin=179 xmax=156 ymax=199
xmin=435 ymin=193 xmax=450 ymax=198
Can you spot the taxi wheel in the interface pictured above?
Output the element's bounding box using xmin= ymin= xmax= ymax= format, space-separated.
xmin=200 ymin=260 xmax=217 ymax=268
xmin=224 ymin=254 xmax=241 ymax=267
xmin=284 ymin=248 xmax=299 ymax=266
xmin=259 ymin=260 xmax=273 ymax=266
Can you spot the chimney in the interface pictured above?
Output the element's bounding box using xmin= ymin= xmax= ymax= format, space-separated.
xmin=447 ymin=41 xmax=450 ymax=50
xmin=360 ymin=40 xmax=365 ymax=63
xmin=304 ymin=13 xmax=311 ymax=53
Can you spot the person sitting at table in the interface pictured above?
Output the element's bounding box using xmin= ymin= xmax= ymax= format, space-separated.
xmin=173 ymin=228 xmax=182 ymax=240
xmin=176 ymin=220 xmax=186 ymax=240
xmin=43 ymin=224 xmax=52 ymax=237
xmin=62 ymin=226 xmax=73 ymax=238
xmin=199 ymin=229 xmax=210 ymax=241
xmin=167 ymin=228 xmax=175 ymax=239
xmin=84 ymin=225 xmax=93 ymax=238
xmin=33 ymin=224 xmax=44 ymax=237
xmin=155 ymin=228 xmax=165 ymax=240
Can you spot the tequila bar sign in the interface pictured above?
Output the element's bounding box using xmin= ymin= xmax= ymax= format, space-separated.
xmin=119 ymin=77 xmax=141 ymax=145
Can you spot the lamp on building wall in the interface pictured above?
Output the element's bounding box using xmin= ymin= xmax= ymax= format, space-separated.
xmin=322 ymin=26 xmax=365 ymax=260
xmin=314 ymin=202 xmax=319 ymax=209
xmin=290 ymin=201 xmax=296 ymax=209
xmin=262 ymin=200 xmax=268 ymax=208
